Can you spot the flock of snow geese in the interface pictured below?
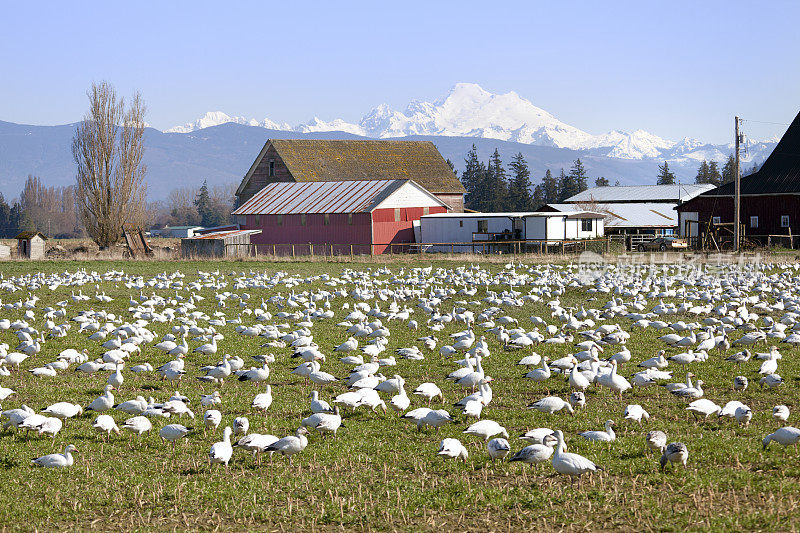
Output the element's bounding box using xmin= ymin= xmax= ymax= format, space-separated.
xmin=1 ymin=261 xmax=799 ymax=485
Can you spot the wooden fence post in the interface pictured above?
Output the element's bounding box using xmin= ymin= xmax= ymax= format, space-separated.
xmin=291 ymin=244 xmax=295 ymax=258
xmin=350 ymin=244 xmax=353 ymax=257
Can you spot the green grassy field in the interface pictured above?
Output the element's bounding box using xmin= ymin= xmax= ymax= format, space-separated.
xmin=0 ymin=258 xmax=798 ymax=532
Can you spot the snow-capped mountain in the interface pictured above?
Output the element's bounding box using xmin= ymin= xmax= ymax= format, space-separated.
xmin=167 ymin=111 xmax=290 ymax=134
xmin=165 ymin=83 xmax=775 ymax=165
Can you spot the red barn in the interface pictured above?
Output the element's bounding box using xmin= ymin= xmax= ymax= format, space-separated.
xmin=233 ymin=179 xmax=449 ymax=255
xmin=235 ymin=139 xmax=466 ymax=212
xmin=677 ymin=110 xmax=800 ymax=246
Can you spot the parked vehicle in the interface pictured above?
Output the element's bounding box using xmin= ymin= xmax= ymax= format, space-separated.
xmin=637 ymin=237 xmax=688 ymax=252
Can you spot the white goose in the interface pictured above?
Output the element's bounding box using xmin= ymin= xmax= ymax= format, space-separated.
xmin=264 ymin=427 xmax=310 ymax=464
xmin=209 ymin=426 xmax=234 ymax=468
xmin=437 ymin=438 xmax=469 ymax=462
xmin=578 ymin=420 xmax=616 ymax=443
xmin=551 ymin=430 xmax=601 ymax=484
xmin=31 ymin=444 xmax=78 ymax=468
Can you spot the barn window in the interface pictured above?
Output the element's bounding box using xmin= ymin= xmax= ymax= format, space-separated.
xmin=300 ymin=214 xmax=306 ymax=226
xmin=712 ymin=216 xmax=721 ymax=224
xmin=268 ymin=160 xmax=275 ymax=177
xmin=254 ymin=214 xmax=261 ymax=226
xmin=324 ymin=213 xmax=330 ymax=225
xmin=782 ymin=215 xmax=790 ymax=228
xmin=477 ymin=220 xmax=488 ymax=233
xmin=394 ymin=208 xmax=401 ymax=222
xmin=750 ymin=216 xmax=758 ymax=228
xmin=581 ymin=218 xmax=592 ymax=232
xmin=423 ymin=207 xmax=430 ymax=215
xmin=276 ymin=215 xmax=283 ymax=226
xmin=459 ymin=220 xmax=463 ymax=228
xmin=348 ymin=213 xmax=353 ymax=225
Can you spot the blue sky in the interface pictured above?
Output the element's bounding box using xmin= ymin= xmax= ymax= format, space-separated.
xmin=1 ymin=1 xmax=797 ymax=143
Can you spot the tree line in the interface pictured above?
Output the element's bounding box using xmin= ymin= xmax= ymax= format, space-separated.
xmin=457 ymin=145 xmax=610 ymax=212
xmin=655 ymin=155 xmax=761 ymax=186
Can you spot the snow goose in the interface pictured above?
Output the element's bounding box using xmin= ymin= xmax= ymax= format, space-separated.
xmin=86 ymin=385 xmax=115 ymax=412
xmin=623 ymin=405 xmax=650 ymax=424
xmin=0 ymin=387 xmax=15 ymax=402
xmin=568 ymin=366 xmax=590 ymax=391
xmin=308 ymin=368 xmax=338 ymax=386
xmin=161 ymin=399 xmax=195 ymax=419
xmin=203 ymin=409 xmax=222 ymax=433
xmin=646 ymin=430 xmax=667 ymax=453
xmin=579 ymin=420 xmax=616 ymax=443
xmin=519 ymin=428 xmax=555 ymax=445
xmin=31 ymin=444 xmax=78 ymax=468
xmin=114 ymin=396 xmax=148 ymax=415
xmin=252 ymin=384 xmax=273 ymax=413
xmin=487 ymin=438 xmax=511 ymax=461
xmin=437 ymin=438 xmax=469 ymax=462
xmin=209 ymin=426 xmax=234 ymax=469
xmin=509 ymin=436 xmax=557 ymax=466
xmin=463 ymin=420 xmax=509 ymax=441
xmin=390 ymin=383 xmax=410 ymax=413
xmin=233 ymin=417 xmax=249 ymax=436
xmin=760 ymin=374 xmax=783 ymax=388
xmin=200 ymin=391 xmax=222 ymax=407
xmin=42 ymin=402 xmax=83 ymax=420
xmin=719 ymin=401 xmax=747 ymax=419
xmin=638 ymin=350 xmax=668 ymax=370
xmin=1 ymin=404 xmax=35 ymax=431
xmin=25 ymin=416 xmax=62 ymax=438
xmin=234 ymin=433 xmax=279 ymax=465
xmin=122 ymin=416 xmax=152 ymax=436
xmin=596 ymin=361 xmax=631 ymax=398
xmin=725 ymin=349 xmax=751 ymax=367
xmin=237 ymin=364 xmax=270 ymax=384
xmin=160 ymin=424 xmax=192 ymax=450
xmin=419 ymin=409 xmax=454 ymax=431
xmin=301 ymin=406 xmax=342 ymax=436
xmin=523 ymin=357 xmax=551 ymax=383
xmin=671 ymin=379 xmax=704 ymax=399
xmin=309 ymin=390 xmax=333 ymax=413
xmin=568 ymin=391 xmax=586 ymax=410
xmin=528 ymin=396 xmax=574 ymax=416
xmin=686 ymin=399 xmax=721 ymax=421
xmin=413 ymin=382 xmax=443 ymax=405
xmin=735 ymin=406 xmax=752 ymax=427
xmin=763 ymin=427 xmax=800 ymax=449
xmin=660 ymin=442 xmax=688 ymax=471
xmin=551 ymin=430 xmax=601 ymax=485
xmin=773 ymin=405 xmax=790 ymax=422
xmin=107 ymin=363 xmax=124 ymax=389
xmin=92 ymin=414 xmax=120 ymax=440
xmin=264 ymin=427 xmax=309 ymax=464
xmin=733 ymin=375 xmax=749 ymax=391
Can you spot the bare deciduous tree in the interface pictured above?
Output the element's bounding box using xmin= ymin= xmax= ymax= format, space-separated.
xmin=72 ymin=81 xmax=147 ymax=248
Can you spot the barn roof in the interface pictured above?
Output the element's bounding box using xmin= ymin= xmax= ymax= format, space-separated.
xmin=237 ymin=139 xmax=465 ymax=196
xmin=233 ymin=179 xmax=446 ymax=215
xmin=698 ymin=110 xmax=800 ymax=196
xmin=543 ymin=202 xmax=678 ymax=228
xmin=564 ymin=184 xmax=714 ymax=203
xmin=15 ymin=231 xmax=47 ymax=240
xmin=189 ymin=229 xmax=262 ymax=240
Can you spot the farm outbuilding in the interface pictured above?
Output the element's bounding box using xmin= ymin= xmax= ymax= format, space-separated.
xmin=419 ymin=211 xmax=604 ymax=252
xmin=233 ymin=179 xmax=449 ymax=255
xmin=154 ymin=226 xmax=205 ymax=238
xmin=676 ymin=110 xmax=800 ymax=247
xmin=181 ymin=229 xmax=262 ymax=258
xmin=0 ymin=244 xmax=9 ymax=259
xmin=15 ymin=231 xmax=47 ymax=259
xmin=235 ymin=139 xmax=466 ymax=212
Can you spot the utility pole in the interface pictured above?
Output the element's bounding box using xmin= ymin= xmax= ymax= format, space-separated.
xmin=734 ymin=116 xmax=741 ymax=252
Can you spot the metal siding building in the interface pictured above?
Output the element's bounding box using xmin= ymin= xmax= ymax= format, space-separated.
xmin=233 ymin=179 xmax=449 ymax=255
xmin=181 ymin=229 xmax=262 ymax=258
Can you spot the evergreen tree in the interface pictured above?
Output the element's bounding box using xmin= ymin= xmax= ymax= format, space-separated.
xmin=532 ymin=184 xmax=545 ymax=209
xmin=695 ymin=160 xmax=711 ymax=184
xmin=507 ymin=152 xmax=534 ymax=211
xmin=541 ymin=169 xmax=559 ymax=204
xmin=656 ymin=161 xmax=676 ymax=185
xmin=557 ymin=168 xmax=575 ymax=202
xmin=569 ymin=158 xmax=589 ymax=194
xmin=445 ymin=159 xmax=456 ymax=174
xmin=194 ymin=180 xmax=218 ymax=227
xmin=748 ymin=161 xmax=761 ymax=175
xmin=595 ymin=177 xmax=610 ymax=187
xmin=461 ymin=145 xmax=484 ymax=210
xmin=721 ymin=154 xmax=736 ymax=184
xmin=708 ymin=161 xmax=722 ymax=186
xmin=481 ymin=149 xmax=508 ymax=212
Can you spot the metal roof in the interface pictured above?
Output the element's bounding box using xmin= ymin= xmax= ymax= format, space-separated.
xmin=233 ymin=179 xmax=418 ymax=215
xmin=545 ymin=202 xmax=678 ymax=228
xmin=564 ymin=184 xmax=714 ymax=203
xmin=189 ymin=229 xmax=262 ymax=240
xmin=421 ymin=210 xmax=605 ymax=219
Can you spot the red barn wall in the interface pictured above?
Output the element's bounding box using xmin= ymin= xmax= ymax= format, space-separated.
xmin=371 ymin=206 xmax=447 ymax=254
xmin=678 ymin=194 xmax=800 ymax=241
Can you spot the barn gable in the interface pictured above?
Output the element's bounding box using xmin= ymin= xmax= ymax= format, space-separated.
xmin=235 ymin=139 xmax=465 ymax=210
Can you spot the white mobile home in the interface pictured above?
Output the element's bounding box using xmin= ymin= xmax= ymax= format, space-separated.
xmin=419 ymin=211 xmax=604 ymax=252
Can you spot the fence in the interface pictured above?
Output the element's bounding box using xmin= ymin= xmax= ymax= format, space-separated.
xmin=223 ymin=238 xmax=614 ymax=257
